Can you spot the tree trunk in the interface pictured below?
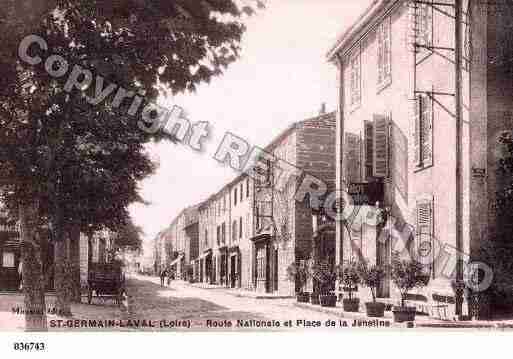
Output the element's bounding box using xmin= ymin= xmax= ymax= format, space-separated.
xmin=69 ymin=226 xmax=81 ymax=302
xmin=54 ymin=231 xmax=72 ymax=317
xmin=19 ymin=202 xmax=47 ymax=331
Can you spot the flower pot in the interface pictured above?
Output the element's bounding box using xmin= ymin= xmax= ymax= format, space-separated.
xmin=310 ymin=293 xmax=320 ymax=305
xmin=320 ymin=294 xmax=337 ymax=307
xmin=365 ymin=302 xmax=386 ymax=317
xmin=296 ymin=292 xmax=310 ymax=303
xmin=343 ymin=298 xmax=360 ymax=312
xmin=392 ymin=306 xmax=416 ymax=323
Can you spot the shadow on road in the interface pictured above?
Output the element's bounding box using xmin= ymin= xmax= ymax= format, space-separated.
xmin=125 ymin=278 xmax=268 ymax=329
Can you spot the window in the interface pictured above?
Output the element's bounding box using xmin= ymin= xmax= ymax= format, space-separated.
xmin=216 ymin=226 xmax=220 ymax=245
xmin=234 ymin=189 xmax=238 ymax=206
xmin=239 ymin=217 xmax=243 ymax=239
xmin=223 ymin=196 xmax=226 ymax=212
xmin=414 ymin=94 xmax=433 ymax=168
xmin=349 ymin=47 xmax=361 ymax=107
xmin=463 ymin=7 xmax=472 ymax=71
xmin=364 ymin=121 xmax=374 ymax=181
xmin=221 ymin=222 xmax=226 ymax=243
xmin=415 ymin=197 xmax=434 ymax=277
xmin=246 ymin=179 xmax=250 ymax=198
xmin=345 ymin=132 xmax=361 ymax=184
xmin=204 ymin=229 xmax=208 ymax=246
xmin=240 ymin=183 xmax=243 ymax=202
xmin=377 ymin=16 xmax=392 ymax=88
xmin=232 ymin=220 xmax=238 ymax=242
xmin=2 ymin=252 xmax=15 ymax=268
xmin=257 ymin=248 xmax=266 ymax=280
xmin=415 ymin=2 xmax=433 ymax=53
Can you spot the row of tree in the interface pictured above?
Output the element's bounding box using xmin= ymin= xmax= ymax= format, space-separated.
xmin=0 ymin=0 xmax=262 ymax=330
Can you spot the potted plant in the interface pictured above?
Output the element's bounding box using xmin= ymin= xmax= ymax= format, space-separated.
xmin=357 ymin=261 xmax=387 ymax=317
xmin=390 ymin=254 xmax=427 ymax=322
xmin=186 ymin=264 xmax=195 ymax=283
xmin=286 ymin=261 xmax=311 ymax=303
xmin=312 ymin=260 xmax=337 ymax=307
xmin=339 ymin=262 xmax=360 ymax=312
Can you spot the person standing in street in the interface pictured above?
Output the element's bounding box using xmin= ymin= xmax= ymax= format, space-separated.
xmin=159 ymin=268 xmax=167 ymax=287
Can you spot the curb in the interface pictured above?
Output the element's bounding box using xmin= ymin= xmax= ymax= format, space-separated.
xmin=294 ymin=302 xmax=507 ymax=329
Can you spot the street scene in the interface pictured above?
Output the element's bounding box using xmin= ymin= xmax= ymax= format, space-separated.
xmin=2 ymin=0 xmax=513 ymax=338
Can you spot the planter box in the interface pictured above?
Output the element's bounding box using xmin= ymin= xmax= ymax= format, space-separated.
xmin=343 ymin=298 xmax=360 ymax=312
xmin=297 ymin=292 xmax=310 ymax=303
xmin=365 ymin=302 xmax=386 ymax=317
xmin=310 ymin=293 xmax=320 ymax=305
xmin=320 ymin=294 xmax=337 ymax=307
xmin=392 ymin=306 xmax=416 ymax=323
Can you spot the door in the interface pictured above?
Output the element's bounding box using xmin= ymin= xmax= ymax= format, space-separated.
xmin=273 ymin=248 xmax=278 ymax=292
xmin=230 ymin=256 xmax=236 ymax=288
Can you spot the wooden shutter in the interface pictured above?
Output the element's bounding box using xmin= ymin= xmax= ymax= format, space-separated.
xmin=416 ymin=198 xmax=433 ymax=277
xmin=364 ymin=121 xmax=374 ymax=180
xmin=414 ymin=96 xmax=421 ymax=166
xmin=345 ymin=132 xmax=361 ymax=184
xmin=383 ymin=17 xmax=391 ymax=77
xmin=373 ymin=114 xmax=389 ymax=178
xmin=421 ymin=95 xmax=433 ymax=167
xmin=377 ymin=24 xmax=384 ymax=84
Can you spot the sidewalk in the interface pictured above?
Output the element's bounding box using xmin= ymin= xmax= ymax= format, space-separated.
xmin=294 ymin=302 xmax=513 ymax=329
xmin=0 ymin=292 xmax=125 ymax=331
xmin=187 ymin=281 xmax=293 ymax=299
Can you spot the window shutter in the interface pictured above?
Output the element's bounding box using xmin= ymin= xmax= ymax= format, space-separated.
xmin=377 ymin=25 xmax=384 ymax=84
xmin=364 ymin=121 xmax=374 ymax=181
xmin=373 ymin=114 xmax=389 ymax=178
xmin=345 ymin=132 xmax=361 ymax=184
xmin=416 ymin=198 xmax=433 ymax=277
xmin=422 ymin=95 xmax=433 ymax=167
xmin=383 ymin=18 xmax=391 ymax=77
xmin=414 ymin=96 xmax=421 ymax=166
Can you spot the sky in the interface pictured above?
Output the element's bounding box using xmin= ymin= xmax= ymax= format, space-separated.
xmin=131 ymin=0 xmax=373 ymax=260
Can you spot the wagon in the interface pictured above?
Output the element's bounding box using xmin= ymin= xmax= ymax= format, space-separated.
xmin=87 ymin=262 xmax=125 ymax=305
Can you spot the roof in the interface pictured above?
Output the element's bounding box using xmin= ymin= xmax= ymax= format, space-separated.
xmin=326 ymin=0 xmax=395 ymax=61
xmin=201 ymin=111 xmax=336 ymax=207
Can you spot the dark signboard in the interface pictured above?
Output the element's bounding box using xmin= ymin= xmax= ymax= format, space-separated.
xmin=347 ymin=182 xmax=384 ymax=206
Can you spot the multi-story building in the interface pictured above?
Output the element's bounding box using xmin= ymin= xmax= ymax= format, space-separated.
xmin=193 ymin=109 xmax=336 ymax=295
xmin=227 ymin=175 xmax=254 ymax=289
xmin=197 ymin=195 xmax=216 ymax=283
xmin=250 ymin=110 xmax=337 ymax=295
xmin=327 ymin=0 xmax=513 ymax=316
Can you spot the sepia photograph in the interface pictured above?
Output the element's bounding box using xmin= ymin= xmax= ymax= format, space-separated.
xmin=1 ymin=0 xmax=513 ymax=356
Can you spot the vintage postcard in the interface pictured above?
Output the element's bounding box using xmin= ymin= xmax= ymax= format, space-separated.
xmin=1 ymin=0 xmax=513 ymax=352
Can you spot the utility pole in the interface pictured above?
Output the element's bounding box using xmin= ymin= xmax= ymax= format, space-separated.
xmin=454 ymin=0 xmax=464 ymax=317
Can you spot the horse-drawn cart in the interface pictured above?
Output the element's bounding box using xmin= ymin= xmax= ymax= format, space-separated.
xmin=87 ymin=262 xmax=125 ymax=305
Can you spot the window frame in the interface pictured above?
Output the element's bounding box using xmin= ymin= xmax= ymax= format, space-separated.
xmin=377 ymin=16 xmax=392 ymax=91
xmin=348 ymin=45 xmax=362 ymax=110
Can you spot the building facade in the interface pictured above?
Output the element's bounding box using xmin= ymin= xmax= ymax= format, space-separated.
xmin=327 ymin=0 xmax=513 ymax=315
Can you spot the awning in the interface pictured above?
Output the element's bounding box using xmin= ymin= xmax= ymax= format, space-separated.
xmin=250 ymin=233 xmax=272 ymax=243
xmin=250 ymin=224 xmax=273 ymax=243
xmin=169 ymin=254 xmax=184 ymax=267
xmin=199 ymin=249 xmax=212 ymax=260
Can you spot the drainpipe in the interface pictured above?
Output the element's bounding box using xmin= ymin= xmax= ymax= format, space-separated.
xmin=454 ymin=0 xmax=464 ymax=317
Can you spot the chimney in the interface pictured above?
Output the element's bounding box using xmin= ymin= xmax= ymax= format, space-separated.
xmin=319 ymin=102 xmax=326 ymax=115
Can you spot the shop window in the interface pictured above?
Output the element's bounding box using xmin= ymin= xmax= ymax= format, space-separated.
xmin=2 ymin=252 xmax=15 ymax=268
